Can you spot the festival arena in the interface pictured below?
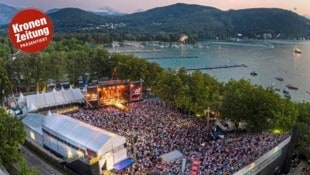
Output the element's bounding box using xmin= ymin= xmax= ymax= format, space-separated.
xmin=69 ymin=99 xmax=289 ymax=175
xmin=15 ymin=80 xmax=291 ymax=175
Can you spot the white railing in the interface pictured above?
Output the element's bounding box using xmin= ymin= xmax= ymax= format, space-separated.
xmin=234 ymin=136 xmax=291 ymax=175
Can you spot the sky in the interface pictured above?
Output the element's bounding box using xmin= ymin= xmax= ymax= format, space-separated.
xmin=2 ymin=0 xmax=310 ymax=17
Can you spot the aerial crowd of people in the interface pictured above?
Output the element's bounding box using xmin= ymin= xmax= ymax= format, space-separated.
xmin=69 ymin=99 xmax=288 ymax=175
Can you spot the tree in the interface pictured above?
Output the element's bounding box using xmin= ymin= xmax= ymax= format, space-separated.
xmin=0 ymin=108 xmax=38 ymax=175
xmin=220 ymin=79 xmax=254 ymax=127
xmin=220 ymin=79 xmax=297 ymax=132
xmin=153 ymin=70 xmax=185 ymax=107
xmin=66 ymin=50 xmax=90 ymax=85
xmin=111 ymin=53 xmax=163 ymax=87
xmin=0 ymin=60 xmax=12 ymax=101
xmin=0 ymin=108 xmax=26 ymax=165
xmin=88 ymin=48 xmax=112 ymax=79
xmin=153 ymin=69 xmax=222 ymax=115
xmin=295 ymin=102 xmax=310 ymax=161
xmin=271 ymin=98 xmax=298 ymax=132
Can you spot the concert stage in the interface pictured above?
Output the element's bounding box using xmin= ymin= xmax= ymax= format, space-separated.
xmin=85 ymin=80 xmax=143 ymax=109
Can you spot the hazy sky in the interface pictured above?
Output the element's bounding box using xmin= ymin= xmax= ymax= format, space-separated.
xmin=2 ymin=0 xmax=310 ymax=17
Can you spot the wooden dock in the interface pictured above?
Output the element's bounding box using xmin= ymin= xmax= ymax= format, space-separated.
xmin=146 ymin=56 xmax=199 ymax=60
xmin=186 ymin=64 xmax=248 ymax=71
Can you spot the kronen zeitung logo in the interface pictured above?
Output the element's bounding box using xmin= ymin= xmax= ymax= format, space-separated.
xmin=9 ymin=9 xmax=53 ymax=53
xmin=12 ymin=17 xmax=49 ymax=43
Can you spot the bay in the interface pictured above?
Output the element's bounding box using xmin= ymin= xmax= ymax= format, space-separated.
xmin=106 ymin=40 xmax=310 ymax=102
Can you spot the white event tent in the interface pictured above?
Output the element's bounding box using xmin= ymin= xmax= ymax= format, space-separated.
xmin=25 ymin=88 xmax=84 ymax=111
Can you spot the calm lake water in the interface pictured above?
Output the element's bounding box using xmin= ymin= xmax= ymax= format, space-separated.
xmin=106 ymin=40 xmax=310 ymax=102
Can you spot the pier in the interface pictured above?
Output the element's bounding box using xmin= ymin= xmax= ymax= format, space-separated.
xmin=146 ymin=56 xmax=199 ymax=59
xmin=186 ymin=64 xmax=248 ymax=71
xmin=113 ymin=50 xmax=162 ymax=54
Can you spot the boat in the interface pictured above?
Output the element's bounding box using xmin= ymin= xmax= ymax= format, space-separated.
xmin=275 ymin=88 xmax=281 ymax=92
xmin=250 ymin=71 xmax=257 ymax=76
xmin=284 ymin=93 xmax=291 ymax=98
xmin=283 ymin=88 xmax=289 ymax=94
xmin=286 ymin=84 xmax=298 ymax=90
xmin=293 ymin=46 xmax=302 ymax=54
xmin=275 ymin=77 xmax=284 ymax=81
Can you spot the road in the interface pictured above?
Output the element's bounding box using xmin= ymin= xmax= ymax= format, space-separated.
xmin=21 ymin=145 xmax=65 ymax=175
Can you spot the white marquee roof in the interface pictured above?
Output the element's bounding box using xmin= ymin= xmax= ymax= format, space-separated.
xmin=42 ymin=113 xmax=126 ymax=154
xmin=22 ymin=113 xmax=45 ymax=135
xmin=25 ymin=88 xmax=84 ymax=110
xmin=18 ymin=92 xmax=25 ymax=104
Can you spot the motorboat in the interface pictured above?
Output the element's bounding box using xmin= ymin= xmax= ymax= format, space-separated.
xmin=293 ymin=46 xmax=302 ymax=54
xmin=286 ymin=84 xmax=298 ymax=90
xmin=283 ymin=88 xmax=289 ymax=94
xmin=250 ymin=71 xmax=257 ymax=76
xmin=275 ymin=77 xmax=284 ymax=81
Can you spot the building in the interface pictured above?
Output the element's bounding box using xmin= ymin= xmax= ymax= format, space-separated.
xmin=22 ymin=113 xmax=130 ymax=175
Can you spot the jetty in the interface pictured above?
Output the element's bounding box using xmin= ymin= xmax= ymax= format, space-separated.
xmin=186 ymin=64 xmax=248 ymax=71
xmin=114 ymin=50 xmax=162 ymax=54
xmin=146 ymin=56 xmax=199 ymax=60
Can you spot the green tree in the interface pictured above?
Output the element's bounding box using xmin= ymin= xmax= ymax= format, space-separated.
xmin=153 ymin=70 xmax=185 ymax=107
xmin=220 ymin=79 xmax=296 ymax=132
xmin=271 ymin=98 xmax=298 ymax=131
xmin=0 ymin=108 xmax=25 ymax=165
xmin=88 ymin=48 xmax=112 ymax=79
xmin=66 ymin=50 xmax=90 ymax=85
xmin=296 ymin=102 xmax=310 ymax=161
xmin=0 ymin=60 xmax=12 ymax=101
xmin=112 ymin=54 xmax=163 ymax=87
xmin=153 ymin=69 xmax=221 ymax=115
xmin=220 ymin=79 xmax=253 ymax=127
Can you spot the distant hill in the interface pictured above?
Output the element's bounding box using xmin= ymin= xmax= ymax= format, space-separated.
xmin=47 ymin=7 xmax=125 ymax=16
xmin=224 ymin=8 xmax=310 ymax=38
xmin=112 ymin=3 xmax=310 ymax=39
xmin=46 ymin=8 xmax=61 ymax=14
xmin=112 ymin=3 xmax=223 ymax=36
xmin=48 ymin=8 xmax=108 ymax=31
xmin=0 ymin=3 xmax=18 ymax=26
xmin=1 ymin=3 xmax=309 ymax=39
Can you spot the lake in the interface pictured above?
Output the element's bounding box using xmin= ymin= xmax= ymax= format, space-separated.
xmin=106 ymin=40 xmax=310 ymax=102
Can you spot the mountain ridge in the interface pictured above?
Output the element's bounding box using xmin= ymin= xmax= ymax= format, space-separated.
xmin=1 ymin=3 xmax=309 ymax=39
xmin=0 ymin=3 xmax=18 ymax=25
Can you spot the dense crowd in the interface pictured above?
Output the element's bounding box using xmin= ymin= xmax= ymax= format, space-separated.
xmin=69 ymin=99 xmax=287 ymax=175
